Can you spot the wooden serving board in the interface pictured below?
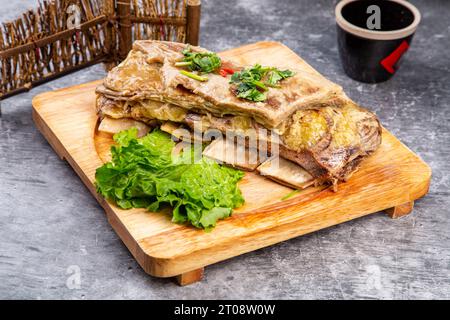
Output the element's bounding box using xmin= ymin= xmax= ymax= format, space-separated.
xmin=32 ymin=42 xmax=431 ymax=285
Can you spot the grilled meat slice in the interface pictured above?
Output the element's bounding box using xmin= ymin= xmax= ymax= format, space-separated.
xmin=257 ymin=157 xmax=316 ymax=189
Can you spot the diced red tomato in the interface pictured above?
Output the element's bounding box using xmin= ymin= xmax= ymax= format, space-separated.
xmin=222 ymin=68 xmax=235 ymax=75
xmin=219 ymin=69 xmax=228 ymax=77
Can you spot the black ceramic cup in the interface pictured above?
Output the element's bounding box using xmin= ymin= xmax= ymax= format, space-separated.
xmin=336 ymin=0 xmax=421 ymax=83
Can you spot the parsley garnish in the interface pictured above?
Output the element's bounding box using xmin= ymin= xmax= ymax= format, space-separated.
xmin=175 ymin=46 xmax=222 ymax=75
xmin=230 ymin=64 xmax=295 ymax=102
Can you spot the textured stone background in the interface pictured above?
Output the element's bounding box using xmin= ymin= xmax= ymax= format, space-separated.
xmin=0 ymin=0 xmax=449 ymax=299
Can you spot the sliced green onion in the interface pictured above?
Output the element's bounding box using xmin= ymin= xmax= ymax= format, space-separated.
xmin=253 ymin=80 xmax=268 ymax=91
xmin=281 ymin=189 xmax=300 ymax=201
xmin=175 ymin=61 xmax=192 ymax=67
xmin=180 ymin=70 xmax=208 ymax=82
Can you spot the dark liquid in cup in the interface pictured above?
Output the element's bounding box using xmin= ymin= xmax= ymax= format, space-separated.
xmin=341 ymin=0 xmax=414 ymax=31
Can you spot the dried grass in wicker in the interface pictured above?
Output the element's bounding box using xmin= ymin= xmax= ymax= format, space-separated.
xmin=0 ymin=0 xmax=201 ymax=99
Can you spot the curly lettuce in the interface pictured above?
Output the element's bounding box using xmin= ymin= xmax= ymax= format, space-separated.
xmin=95 ymin=128 xmax=244 ymax=230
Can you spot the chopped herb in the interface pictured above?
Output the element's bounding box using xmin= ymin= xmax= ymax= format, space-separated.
xmin=230 ymin=64 xmax=295 ymax=102
xmin=234 ymin=82 xmax=267 ymax=102
xmin=180 ymin=70 xmax=209 ymax=82
xmin=177 ymin=45 xmax=222 ymax=74
xmin=281 ymin=189 xmax=300 ymax=201
xmin=174 ymin=61 xmax=192 ymax=67
xmin=266 ymin=69 xmax=295 ymax=87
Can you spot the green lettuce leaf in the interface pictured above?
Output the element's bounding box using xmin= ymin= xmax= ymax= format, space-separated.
xmin=95 ymin=128 xmax=245 ymax=230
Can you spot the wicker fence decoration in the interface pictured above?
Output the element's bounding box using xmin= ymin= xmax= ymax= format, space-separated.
xmin=0 ymin=0 xmax=201 ymax=100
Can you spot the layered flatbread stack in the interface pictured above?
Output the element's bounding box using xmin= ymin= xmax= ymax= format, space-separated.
xmin=96 ymin=41 xmax=381 ymax=190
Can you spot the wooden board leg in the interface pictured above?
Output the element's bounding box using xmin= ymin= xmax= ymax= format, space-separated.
xmin=385 ymin=201 xmax=414 ymax=219
xmin=176 ymin=268 xmax=204 ymax=286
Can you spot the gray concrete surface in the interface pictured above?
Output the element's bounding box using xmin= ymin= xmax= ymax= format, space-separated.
xmin=0 ymin=0 xmax=449 ymax=299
